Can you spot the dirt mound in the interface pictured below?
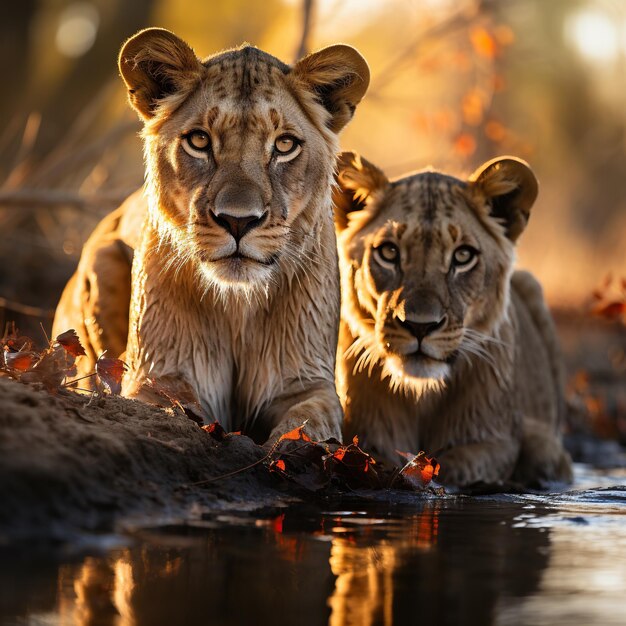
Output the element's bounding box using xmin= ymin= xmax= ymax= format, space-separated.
xmin=0 ymin=378 xmax=289 ymax=542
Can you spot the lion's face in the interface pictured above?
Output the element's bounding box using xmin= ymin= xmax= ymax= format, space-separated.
xmin=119 ymin=29 xmax=369 ymax=292
xmin=334 ymin=153 xmax=538 ymax=392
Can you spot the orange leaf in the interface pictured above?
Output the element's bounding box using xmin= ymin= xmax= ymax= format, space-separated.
xmin=400 ymin=451 xmax=441 ymax=487
xmin=454 ymin=133 xmax=476 ymax=157
xmin=55 ymin=329 xmax=86 ymax=357
xmin=95 ymin=354 xmax=128 ymax=394
xmin=470 ymin=27 xmax=497 ymax=59
xmin=279 ymin=425 xmax=312 ymax=443
xmin=268 ymin=459 xmax=287 ymax=474
xmin=461 ymin=88 xmax=484 ymax=126
xmin=485 ymin=120 xmax=506 ymax=143
xmin=333 ymin=448 xmax=346 ymax=462
xmin=202 ymin=421 xmax=226 ymax=441
xmin=352 ymin=435 xmax=359 ymax=446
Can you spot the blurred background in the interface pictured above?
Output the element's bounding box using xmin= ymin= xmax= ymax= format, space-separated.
xmin=0 ymin=0 xmax=624 ymax=446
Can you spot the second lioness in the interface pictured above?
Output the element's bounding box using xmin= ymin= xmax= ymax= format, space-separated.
xmin=53 ymin=29 xmax=370 ymax=442
xmin=334 ymin=152 xmax=572 ymax=486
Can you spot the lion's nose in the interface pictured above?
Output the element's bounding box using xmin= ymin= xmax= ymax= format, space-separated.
xmin=210 ymin=211 xmax=267 ymax=242
xmin=398 ymin=316 xmax=447 ymax=341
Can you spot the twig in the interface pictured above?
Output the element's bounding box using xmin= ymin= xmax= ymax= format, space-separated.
xmin=0 ymin=188 xmax=135 ymax=211
xmin=62 ymin=372 xmax=97 ymax=388
xmin=188 ymin=420 xmax=312 ymax=486
xmin=0 ymin=297 xmax=54 ymax=318
xmin=39 ymin=322 xmax=50 ymax=344
xmin=188 ymin=453 xmax=271 ymax=486
xmin=368 ymin=0 xmax=490 ymax=95
xmin=294 ymin=0 xmax=314 ymax=60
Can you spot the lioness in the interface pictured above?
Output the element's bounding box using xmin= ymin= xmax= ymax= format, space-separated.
xmin=53 ymin=29 xmax=370 ymax=441
xmin=334 ymin=152 xmax=572 ymax=486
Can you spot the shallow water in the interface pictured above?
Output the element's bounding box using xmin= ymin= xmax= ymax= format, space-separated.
xmin=1 ymin=465 xmax=626 ymax=626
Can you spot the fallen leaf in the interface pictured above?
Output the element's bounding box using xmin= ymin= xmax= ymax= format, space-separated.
xmin=96 ymin=354 xmax=127 ymax=394
xmin=279 ymin=425 xmax=312 ymax=443
xmin=3 ymin=350 xmax=39 ymax=372
xmin=20 ymin=344 xmax=73 ymax=391
xmin=55 ymin=329 xmax=86 ymax=357
xmin=202 ymin=421 xmax=227 ymax=441
xmin=399 ymin=451 xmax=441 ymax=488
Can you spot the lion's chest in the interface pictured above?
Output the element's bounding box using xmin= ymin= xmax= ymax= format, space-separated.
xmin=137 ymin=293 xmax=296 ymax=432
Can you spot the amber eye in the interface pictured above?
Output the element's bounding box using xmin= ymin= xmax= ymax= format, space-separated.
xmin=452 ymin=245 xmax=478 ymax=268
xmin=185 ymin=130 xmax=211 ymax=151
xmin=374 ymin=242 xmax=400 ymax=266
xmin=275 ymin=135 xmax=297 ymax=153
xmin=273 ymin=135 xmax=302 ymax=162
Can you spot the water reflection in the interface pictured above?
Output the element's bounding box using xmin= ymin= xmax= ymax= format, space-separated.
xmin=1 ymin=488 xmax=625 ymax=626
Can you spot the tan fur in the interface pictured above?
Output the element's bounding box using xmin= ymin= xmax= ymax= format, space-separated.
xmin=334 ymin=152 xmax=572 ymax=486
xmin=53 ymin=29 xmax=369 ymax=442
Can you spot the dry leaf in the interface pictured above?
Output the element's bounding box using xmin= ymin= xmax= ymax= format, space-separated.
xmin=95 ymin=354 xmax=127 ymax=394
xmin=55 ymin=329 xmax=87 ymax=357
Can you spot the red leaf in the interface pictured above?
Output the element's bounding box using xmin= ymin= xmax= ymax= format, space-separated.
xmin=279 ymin=425 xmax=312 ymax=443
xmin=19 ymin=344 xmax=73 ymax=391
xmin=95 ymin=355 xmax=127 ymax=394
xmin=4 ymin=350 xmax=39 ymax=372
xmin=400 ymin=451 xmax=441 ymax=487
xmin=55 ymin=329 xmax=86 ymax=357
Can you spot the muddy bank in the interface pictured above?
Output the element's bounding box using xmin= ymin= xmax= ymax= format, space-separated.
xmin=0 ymin=378 xmax=293 ymax=543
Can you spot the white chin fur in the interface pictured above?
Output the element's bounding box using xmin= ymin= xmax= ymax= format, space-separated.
xmin=199 ymin=258 xmax=274 ymax=291
xmin=383 ymin=354 xmax=449 ymax=395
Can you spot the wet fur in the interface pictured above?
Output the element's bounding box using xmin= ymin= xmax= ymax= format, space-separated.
xmin=334 ymin=152 xmax=572 ymax=486
xmin=53 ymin=29 xmax=369 ymax=442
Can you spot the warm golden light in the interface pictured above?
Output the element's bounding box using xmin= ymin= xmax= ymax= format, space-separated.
xmin=564 ymin=7 xmax=620 ymax=63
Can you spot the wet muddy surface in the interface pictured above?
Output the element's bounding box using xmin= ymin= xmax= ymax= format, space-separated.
xmin=1 ymin=465 xmax=625 ymax=626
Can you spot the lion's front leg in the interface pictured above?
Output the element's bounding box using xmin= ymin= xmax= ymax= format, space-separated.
xmin=264 ymin=381 xmax=343 ymax=444
xmin=437 ymin=438 xmax=520 ymax=487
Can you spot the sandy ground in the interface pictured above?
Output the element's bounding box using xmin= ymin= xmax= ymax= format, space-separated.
xmin=0 ymin=378 xmax=292 ymax=543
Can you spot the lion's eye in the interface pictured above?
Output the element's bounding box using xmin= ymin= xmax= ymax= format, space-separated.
xmin=182 ymin=130 xmax=211 ymax=158
xmin=374 ymin=242 xmax=400 ymax=266
xmin=274 ymin=135 xmax=302 ymax=162
xmin=452 ymin=245 xmax=478 ymax=268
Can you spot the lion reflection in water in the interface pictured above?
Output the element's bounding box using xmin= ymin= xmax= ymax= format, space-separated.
xmin=54 ymin=504 xmax=550 ymax=626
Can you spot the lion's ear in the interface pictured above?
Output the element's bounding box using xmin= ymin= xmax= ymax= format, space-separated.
xmin=292 ymin=45 xmax=370 ymax=133
xmin=468 ymin=156 xmax=538 ymax=242
xmin=118 ymin=28 xmax=204 ymax=120
xmin=333 ymin=151 xmax=388 ymax=230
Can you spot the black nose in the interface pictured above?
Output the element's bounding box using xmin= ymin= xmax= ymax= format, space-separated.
xmin=210 ymin=211 xmax=267 ymax=242
xmin=398 ymin=316 xmax=447 ymax=341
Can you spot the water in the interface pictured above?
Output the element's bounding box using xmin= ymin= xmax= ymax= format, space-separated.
xmin=1 ymin=465 xmax=625 ymax=626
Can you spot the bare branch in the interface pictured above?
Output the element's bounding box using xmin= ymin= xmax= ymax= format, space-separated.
xmin=368 ymin=0 xmax=491 ymax=96
xmin=294 ymin=0 xmax=315 ymax=61
xmin=0 ymin=297 xmax=55 ymax=319
xmin=0 ymin=188 xmax=135 ymax=211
